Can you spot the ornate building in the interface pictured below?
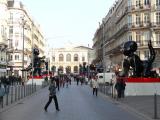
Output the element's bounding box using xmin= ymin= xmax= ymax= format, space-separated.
xmin=49 ymin=45 xmax=94 ymax=74
xmin=7 ymin=0 xmax=45 ymax=78
xmin=0 ymin=0 xmax=8 ymax=77
xmin=93 ymin=0 xmax=160 ymax=74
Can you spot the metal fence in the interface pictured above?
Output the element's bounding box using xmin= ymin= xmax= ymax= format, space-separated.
xmin=0 ymin=82 xmax=48 ymax=109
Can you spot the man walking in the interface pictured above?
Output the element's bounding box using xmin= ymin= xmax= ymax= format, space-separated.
xmin=44 ymin=80 xmax=60 ymax=112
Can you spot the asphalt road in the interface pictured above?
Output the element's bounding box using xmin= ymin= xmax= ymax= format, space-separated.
xmin=0 ymin=82 xmax=149 ymax=120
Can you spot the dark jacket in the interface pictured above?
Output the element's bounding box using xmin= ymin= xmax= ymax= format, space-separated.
xmin=49 ymin=82 xmax=56 ymax=96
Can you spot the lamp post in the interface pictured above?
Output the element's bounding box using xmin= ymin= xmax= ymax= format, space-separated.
xmin=21 ymin=17 xmax=26 ymax=85
xmin=102 ymin=20 xmax=106 ymax=84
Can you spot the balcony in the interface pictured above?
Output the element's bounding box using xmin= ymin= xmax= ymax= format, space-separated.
xmin=127 ymin=4 xmax=151 ymax=13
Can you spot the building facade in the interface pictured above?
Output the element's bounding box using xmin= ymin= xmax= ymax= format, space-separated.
xmin=49 ymin=45 xmax=94 ymax=74
xmin=93 ymin=0 xmax=160 ymax=73
xmin=0 ymin=0 xmax=8 ymax=77
xmin=7 ymin=0 xmax=45 ymax=77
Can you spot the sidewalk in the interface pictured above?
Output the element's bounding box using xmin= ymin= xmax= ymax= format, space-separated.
xmin=99 ymin=85 xmax=160 ymax=119
xmin=117 ymin=95 xmax=160 ymax=120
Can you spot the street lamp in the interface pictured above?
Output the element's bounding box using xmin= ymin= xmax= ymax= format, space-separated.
xmin=21 ymin=16 xmax=27 ymax=84
xmin=102 ymin=19 xmax=106 ymax=84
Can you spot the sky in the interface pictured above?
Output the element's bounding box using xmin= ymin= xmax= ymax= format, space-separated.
xmin=21 ymin=0 xmax=115 ymax=48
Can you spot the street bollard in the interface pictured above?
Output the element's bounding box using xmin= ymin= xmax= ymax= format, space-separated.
xmin=154 ymin=93 xmax=158 ymax=119
xmin=21 ymin=86 xmax=23 ymax=99
xmin=15 ymin=86 xmax=17 ymax=101
xmin=6 ymin=93 xmax=8 ymax=106
xmin=11 ymin=86 xmax=13 ymax=104
xmin=24 ymin=85 xmax=25 ymax=97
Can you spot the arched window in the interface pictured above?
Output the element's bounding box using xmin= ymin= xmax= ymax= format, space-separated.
xmin=66 ymin=66 xmax=71 ymax=73
xmin=66 ymin=54 xmax=71 ymax=62
xmin=58 ymin=66 xmax=63 ymax=74
xmin=74 ymin=66 xmax=78 ymax=73
xmin=59 ymin=54 xmax=63 ymax=61
xmin=74 ymin=54 xmax=78 ymax=61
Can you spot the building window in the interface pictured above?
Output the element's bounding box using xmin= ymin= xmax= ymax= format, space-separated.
xmin=15 ymin=55 xmax=19 ymax=60
xmin=66 ymin=54 xmax=71 ymax=62
xmin=136 ymin=0 xmax=141 ymax=7
xmin=144 ymin=13 xmax=150 ymax=24
xmin=136 ymin=32 xmax=141 ymax=45
xmin=156 ymin=12 xmax=160 ymax=24
xmin=52 ymin=56 xmax=55 ymax=62
xmin=128 ymin=15 xmax=132 ymax=25
xmin=10 ymin=55 xmax=12 ymax=60
xmin=156 ymin=33 xmax=160 ymax=44
xmin=66 ymin=66 xmax=71 ymax=73
xmin=59 ymin=54 xmax=63 ymax=61
xmin=128 ymin=32 xmax=132 ymax=41
xmin=136 ymin=14 xmax=141 ymax=25
xmin=143 ymin=31 xmax=150 ymax=45
xmin=144 ymin=0 xmax=149 ymax=5
xmin=74 ymin=66 xmax=78 ymax=73
xmin=128 ymin=0 xmax=132 ymax=6
xmin=156 ymin=0 xmax=160 ymax=6
xmin=74 ymin=54 xmax=78 ymax=61
xmin=9 ymin=26 xmax=13 ymax=34
xmin=144 ymin=50 xmax=149 ymax=59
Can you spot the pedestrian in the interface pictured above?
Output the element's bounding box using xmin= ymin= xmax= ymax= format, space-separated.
xmin=115 ymin=76 xmax=126 ymax=99
xmin=44 ymin=80 xmax=60 ymax=112
xmin=55 ymin=76 xmax=60 ymax=91
xmin=91 ymin=76 xmax=99 ymax=96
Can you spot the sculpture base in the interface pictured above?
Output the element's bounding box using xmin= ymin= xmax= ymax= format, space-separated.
xmin=124 ymin=77 xmax=160 ymax=96
xmin=125 ymin=77 xmax=160 ymax=83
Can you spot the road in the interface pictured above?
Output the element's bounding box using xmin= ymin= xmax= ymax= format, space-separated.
xmin=0 ymin=82 xmax=149 ymax=120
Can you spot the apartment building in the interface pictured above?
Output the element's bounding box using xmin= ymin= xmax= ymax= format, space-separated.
xmin=49 ymin=44 xmax=94 ymax=74
xmin=93 ymin=0 xmax=160 ymax=73
xmin=7 ymin=0 xmax=45 ymax=77
xmin=0 ymin=0 xmax=8 ymax=77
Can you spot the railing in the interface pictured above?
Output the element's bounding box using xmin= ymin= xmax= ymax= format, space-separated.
xmin=0 ymin=84 xmax=45 ymax=110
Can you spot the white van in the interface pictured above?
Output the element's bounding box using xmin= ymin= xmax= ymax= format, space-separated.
xmin=96 ymin=72 xmax=115 ymax=85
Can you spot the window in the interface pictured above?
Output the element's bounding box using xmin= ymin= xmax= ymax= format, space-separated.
xmin=136 ymin=32 xmax=141 ymax=45
xmin=144 ymin=13 xmax=150 ymax=24
xmin=74 ymin=66 xmax=78 ymax=73
xmin=144 ymin=0 xmax=149 ymax=5
xmin=136 ymin=14 xmax=141 ymax=25
xmin=128 ymin=0 xmax=132 ymax=7
xmin=128 ymin=32 xmax=132 ymax=41
xmin=156 ymin=33 xmax=160 ymax=44
xmin=156 ymin=0 xmax=160 ymax=6
xmin=66 ymin=66 xmax=71 ymax=73
xmin=144 ymin=50 xmax=149 ymax=59
xmin=52 ymin=56 xmax=55 ymax=62
xmin=74 ymin=54 xmax=78 ymax=61
xmin=59 ymin=54 xmax=63 ymax=61
xmin=10 ymin=55 xmax=13 ymax=60
xmin=136 ymin=0 xmax=141 ymax=7
xmin=143 ymin=31 xmax=150 ymax=45
xmin=15 ymin=55 xmax=19 ymax=60
xmin=9 ymin=26 xmax=13 ymax=34
xmin=156 ymin=12 xmax=160 ymax=24
xmin=128 ymin=15 xmax=132 ymax=26
xmin=66 ymin=54 xmax=71 ymax=62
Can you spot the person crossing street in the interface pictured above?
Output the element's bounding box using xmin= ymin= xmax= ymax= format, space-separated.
xmin=44 ymin=80 xmax=60 ymax=112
